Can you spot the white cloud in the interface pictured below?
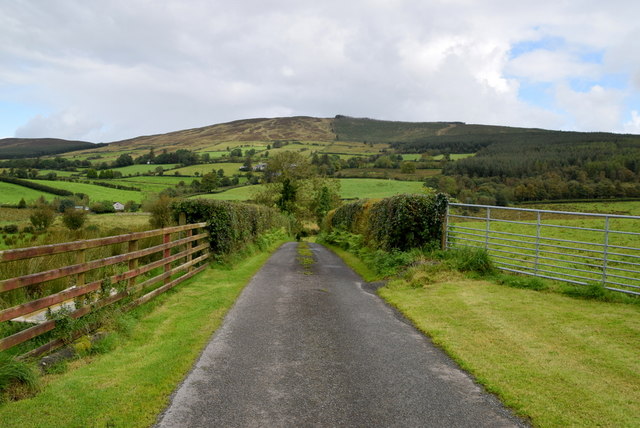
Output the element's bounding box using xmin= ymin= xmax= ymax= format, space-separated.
xmin=1 ymin=0 xmax=640 ymax=141
xmin=556 ymin=84 xmax=625 ymax=131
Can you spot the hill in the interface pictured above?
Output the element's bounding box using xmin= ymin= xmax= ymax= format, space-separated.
xmin=0 ymin=138 xmax=98 ymax=159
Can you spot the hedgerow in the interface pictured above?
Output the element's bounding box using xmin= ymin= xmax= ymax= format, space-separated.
xmin=324 ymin=193 xmax=448 ymax=251
xmin=172 ymin=199 xmax=291 ymax=255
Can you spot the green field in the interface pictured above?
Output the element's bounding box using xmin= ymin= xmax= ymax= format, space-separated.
xmin=36 ymin=169 xmax=81 ymax=177
xmin=192 ymin=185 xmax=263 ymax=201
xmin=25 ymin=180 xmax=143 ymax=203
xmin=339 ymin=178 xmax=425 ymax=199
xmin=523 ymin=200 xmax=640 ymax=216
xmin=172 ymin=163 xmax=246 ymax=176
xmin=196 ymin=178 xmax=428 ymax=202
xmin=0 ymin=182 xmax=58 ymax=204
xmin=112 ymin=164 xmax=179 ymax=176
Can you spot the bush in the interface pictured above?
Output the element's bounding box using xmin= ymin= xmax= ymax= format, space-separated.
xmin=172 ymin=199 xmax=291 ymax=255
xmin=2 ymin=224 xmax=18 ymax=234
xmin=90 ymin=201 xmax=116 ymax=214
xmin=145 ymin=195 xmax=174 ymax=229
xmin=62 ymin=208 xmax=87 ymax=231
xmin=30 ymin=206 xmax=55 ymax=231
xmin=325 ymin=193 xmax=448 ymax=251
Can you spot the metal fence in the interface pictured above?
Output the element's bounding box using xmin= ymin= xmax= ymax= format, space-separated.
xmin=445 ymin=203 xmax=640 ymax=296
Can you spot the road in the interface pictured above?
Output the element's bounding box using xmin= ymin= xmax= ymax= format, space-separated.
xmin=156 ymin=242 xmax=525 ymax=427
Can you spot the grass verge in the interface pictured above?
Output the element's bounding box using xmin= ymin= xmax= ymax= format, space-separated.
xmin=329 ymin=241 xmax=640 ymax=427
xmin=0 ymin=235 xmax=290 ymax=427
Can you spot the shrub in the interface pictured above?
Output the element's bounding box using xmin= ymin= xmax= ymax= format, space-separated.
xmin=62 ymin=208 xmax=87 ymax=231
xmin=3 ymin=224 xmax=19 ymax=234
xmin=30 ymin=206 xmax=55 ymax=231
xmin=145 ymin=195 xmax=174 ymax=229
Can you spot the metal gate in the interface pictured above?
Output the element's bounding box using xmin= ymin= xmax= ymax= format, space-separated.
xmin=445 ymin=203 xmax=640 ymax=296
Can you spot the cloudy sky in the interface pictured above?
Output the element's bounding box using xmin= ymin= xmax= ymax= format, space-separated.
xmin=2 ymin=0 xmax=640 ymax=143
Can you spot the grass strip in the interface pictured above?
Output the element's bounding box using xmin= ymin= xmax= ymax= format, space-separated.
xmin=0 ymin=238 xmax=289 ymax=427
xmin=379 ymin=278 xmax=640 ymax=427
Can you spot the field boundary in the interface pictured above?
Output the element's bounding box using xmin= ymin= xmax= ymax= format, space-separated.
xmin=446 ymin=203 xmax=640 ymax=295
xmin=0 ymin=219 xmax=210 ymax=358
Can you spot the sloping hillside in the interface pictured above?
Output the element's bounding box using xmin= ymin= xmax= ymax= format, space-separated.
xmin=109 ymin=116 xmax=335 ymax=150
xmin=0 ymin=138 xmax=97 ymax=159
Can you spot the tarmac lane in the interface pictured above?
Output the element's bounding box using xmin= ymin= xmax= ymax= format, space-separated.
xmin=156 ymin=241 xmax=526 ymax=427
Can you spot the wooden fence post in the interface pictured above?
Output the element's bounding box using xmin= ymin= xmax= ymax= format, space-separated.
xmin=129 ymin=240 xmax=138 ymax=289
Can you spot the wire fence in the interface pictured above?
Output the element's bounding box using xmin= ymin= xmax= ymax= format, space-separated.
xmin=445 ymin=203 xmax=640 ymax=296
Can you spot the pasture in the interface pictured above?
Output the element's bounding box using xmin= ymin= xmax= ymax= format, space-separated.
xmin=0 ymin=182 xmax=58 ymax=204
xmin=112 ymin=164 xmax=179 ymax=176
xmin=24 ymin=180 xmax=144 ymax=203
xmin=196 ymin=178 xmax=428 ymax=201
xmin=171 ymin=163 xmax=247 ymax=176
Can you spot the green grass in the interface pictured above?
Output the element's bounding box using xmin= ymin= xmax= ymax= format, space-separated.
xmin=36 ymin=170 xmax=81 ymax=178
xmin=193 ymin=185 xmax=264 ymax=201
xmin=24 ymin=180 xmax=143 ymax=203
xmin=0 ymin=182 xmax=58 ymax=204
xmin=111 ymin=164 xmax=178 ymax=176
xmin=0 ymin=237 xmax=289 ymax=427
xmin=339 ymin=178 xmax=426 ymax=199
xmin=171 ymin=163 xmax=245 ymax=176
xmin=195 ymin=178 xmax=428 ymax=202
xmin=524 ymin=200 xmax=640 ymax=216
xmin=379 ymin=278 xmax=640 ymax=427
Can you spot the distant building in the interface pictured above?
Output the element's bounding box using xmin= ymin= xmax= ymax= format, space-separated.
xmin=253 ymin=163 xmax=267 ymax=172
xmin=74 ymin=206 xmax=90 ymax=211
xmin=113 ymin=202 xmax=125 ymax=211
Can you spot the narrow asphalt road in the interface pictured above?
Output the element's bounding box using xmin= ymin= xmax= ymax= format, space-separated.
xmin=156 ymin=242 xmax=525 ymax=427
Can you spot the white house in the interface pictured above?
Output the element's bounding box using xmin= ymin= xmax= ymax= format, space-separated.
xmin=113 ymin=202 xmax=125 ymax=211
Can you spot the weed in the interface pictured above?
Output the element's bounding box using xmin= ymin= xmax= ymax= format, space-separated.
xmin=0 ymin=353 xmax=40 ymax=402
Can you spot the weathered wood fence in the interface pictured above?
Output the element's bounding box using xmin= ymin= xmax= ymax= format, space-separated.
xmin=0 ymin=221 xmax=209 ymax=358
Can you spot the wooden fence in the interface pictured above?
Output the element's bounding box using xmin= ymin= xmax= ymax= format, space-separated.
xmin=0 ymin=221 xmax=209 ymax=358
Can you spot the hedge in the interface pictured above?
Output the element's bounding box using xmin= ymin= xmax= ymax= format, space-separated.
xmin=325 ymin=193 xmax=448 ymax=251
xmin=171 ymin=199 xmax=291 ymax=255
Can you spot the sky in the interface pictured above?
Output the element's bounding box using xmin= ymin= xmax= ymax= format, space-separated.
xmin=2 ymin=0 xmax=640 ymax=143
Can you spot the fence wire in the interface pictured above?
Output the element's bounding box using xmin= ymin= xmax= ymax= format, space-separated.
xmin=445 ymin=203 xmax=640 ymax=296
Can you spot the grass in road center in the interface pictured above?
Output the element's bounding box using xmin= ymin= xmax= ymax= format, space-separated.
xmin=0 ymin=235 xmax=289 ymax=428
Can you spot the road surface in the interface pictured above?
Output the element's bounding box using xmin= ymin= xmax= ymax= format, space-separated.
xmin=156 ymin=242 xmax=525 ymax=427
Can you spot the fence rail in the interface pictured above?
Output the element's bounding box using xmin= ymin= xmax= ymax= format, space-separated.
xmin=445 ymin=203 xmax=640 ymax=296
xmin=0 ymin=221 xmax=209 ymax=358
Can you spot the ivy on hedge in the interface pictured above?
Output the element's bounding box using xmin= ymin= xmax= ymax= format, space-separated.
xmin=171 ymin=199 xmax=291 ymax=255
xmin=325 ymin=193 xmax=448 ymax=251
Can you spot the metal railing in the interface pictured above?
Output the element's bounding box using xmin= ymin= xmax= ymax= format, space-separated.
xmin=445 ymin=203 xmax=640 ymax=296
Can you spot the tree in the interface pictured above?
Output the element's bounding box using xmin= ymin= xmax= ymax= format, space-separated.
xmin=115 ymin=153 xmax=134 ymax=167
xmin=17 ymin=198 xmax=26 ymax=209
xmin=201 ymin=172 xmax=219 ymax=192
xmin=62 ymin=208 xmax=87 ymax=231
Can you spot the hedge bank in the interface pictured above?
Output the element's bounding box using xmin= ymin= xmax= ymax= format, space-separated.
xmin=172 ymin=199 xmax=291 ymax=255
xmin=325 ymin=193 xmax=448 ymax=251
